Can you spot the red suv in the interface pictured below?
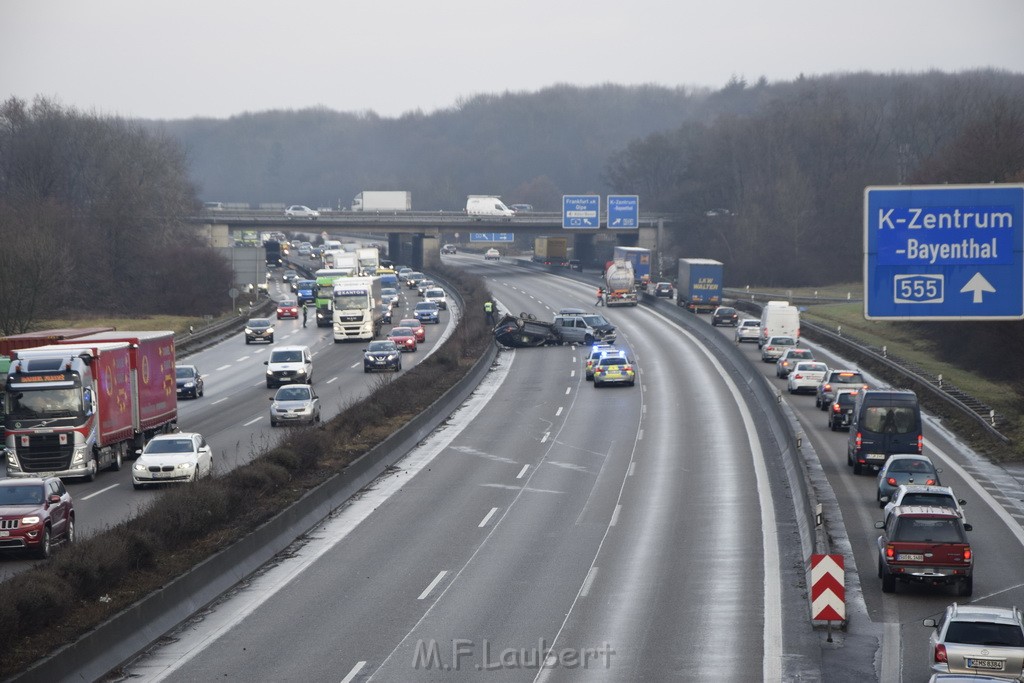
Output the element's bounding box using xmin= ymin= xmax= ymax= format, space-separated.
xmin=0 ymin=477 xmax=75 ymax=559
xmin=876 ymin=505 xmax=973 ymax=596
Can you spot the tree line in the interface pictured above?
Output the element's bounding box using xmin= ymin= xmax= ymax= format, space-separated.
xmin=0 ymin=98 xmax=234 ymax=334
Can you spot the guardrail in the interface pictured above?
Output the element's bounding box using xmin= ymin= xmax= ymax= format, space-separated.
xmin=730 ymin=299 xmax=1010 ymax=445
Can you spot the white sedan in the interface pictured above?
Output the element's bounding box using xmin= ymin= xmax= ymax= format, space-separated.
xmin=786 ymin=361 xmax=828 ymax=394
xmin=285 ymin=205 xmax=320 ymax=220
xmin=484 ymin=248 xmax=501 ymax=261
xmin=132 ymin=432 xmax=214 ymax=489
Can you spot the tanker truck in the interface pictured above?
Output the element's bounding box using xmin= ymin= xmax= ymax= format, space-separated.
xmin=604 ymin=259 xmax=638 ymax=306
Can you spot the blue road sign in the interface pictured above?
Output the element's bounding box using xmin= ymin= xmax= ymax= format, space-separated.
xmin=469 ymin=233 xmax=515 ymax=242
xmin=563 ymin=195 xmax=600 ymax=229
xmin=864 ymin=184 xmax=1024 ymax=320
xmin=607 ymin=195 xmax=639 ymax=228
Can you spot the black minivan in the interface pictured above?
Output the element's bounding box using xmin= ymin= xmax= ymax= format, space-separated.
xmin=847 ymin=389 xmax=922 ymax=475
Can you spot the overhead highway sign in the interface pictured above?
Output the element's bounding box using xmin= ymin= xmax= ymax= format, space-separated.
xmin=607 ymin=195 xmax=639 ymax=228
xmin=562 ymin=195 xmax=600 ymax=229
xmin=864 ymin=184 xmax=1024 ymax=320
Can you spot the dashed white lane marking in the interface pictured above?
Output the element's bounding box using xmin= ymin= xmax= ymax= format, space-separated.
xmin=579 ymin=567 xmax=599 ymax=597
xmin=243 ymin=416 xmax=262 ymax=426
xmin=516 ymin=464 xmax=530 ymax=479
xmin=81 ymin=483 xmax=119 ymax=500
xmin=418 ymin=571 xmax=448 ymax=600
xmin=339 ymin=661 xmax=366 ymax=683
xmin=478 ymin=507 xmax=499 ymax=528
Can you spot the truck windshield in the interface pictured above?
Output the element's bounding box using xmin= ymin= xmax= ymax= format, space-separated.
xmin=334 ymin=293 xmax=369 ymax=311
xmin=7 ymin=387 xmax=82 ymax=418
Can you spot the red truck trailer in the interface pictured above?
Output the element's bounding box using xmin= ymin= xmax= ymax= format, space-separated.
xmin=5 ymin=342 xmax=135 ymax=479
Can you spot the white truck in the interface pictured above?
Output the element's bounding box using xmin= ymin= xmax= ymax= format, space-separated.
xmin=356 ymin=247 xmax=380 ymax=275
xmin=351 ymin=191 xmax=412 ymax=212
xmin=467 ymin=195 xmax=515 ymax=219
xmin=604 ymin=259 xmax=638 ymax=306
xmin=332 ymin=276 xmax=383 ymax=342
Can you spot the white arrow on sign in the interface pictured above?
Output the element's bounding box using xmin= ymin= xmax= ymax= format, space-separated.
xmin=960 ymin=272 xmax=996 ymax=303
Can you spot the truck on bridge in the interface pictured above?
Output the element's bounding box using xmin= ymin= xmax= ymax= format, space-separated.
xmin=352 ymin=191 xmax=411 ymax=212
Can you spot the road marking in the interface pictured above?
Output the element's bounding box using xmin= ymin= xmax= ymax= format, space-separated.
xmin=236 ymin=356 xmax=249 ymax=362
xmin=580 ymin=567 xmax=598 ymax=597
xmin=609 ymin=504 xmax=621 ymax=527
xmin=350 ymin=362 xmax=361 ymax=368
xmin=564 ymin=387 xmax=571 ymax=395
xmin=627 ymin=462 xmax=635 ymax=477
xmin=81 ymin=483 xmax=119 ymax=500
xmin=555 ymin=406 xmax=563 ymax=416
xmin=339 ymin=661 xmax=366 ymax=683
xmin=478 ymin=507 xmax=499 ymax=528
xmin=326 ymin=377 xmax=339 ymax=384
xmin=570 ymin=370 xmax=576 ymax=378
xmin=216 ymin=364 xmax=231 ymax=372
xmin=212 ymin=398 xmax=229 ymax=405
xmin=243 ymin=416 xmax=262 ymax=426
xmin=541 ymin=432 xmax=549 ymax=443
xmin=637 ymin=429 xmax=644 ymax=441
xmin=516 ymin=464 xmax=529 ymax=479
xmin=418 ymin=571 xmax=448 ymax=600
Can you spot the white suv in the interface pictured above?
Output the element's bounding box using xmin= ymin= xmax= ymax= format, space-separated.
xmin=264 ymin=345 xmax=313 ymax=388
xmin=735 ymin=319 xmax=760 ymax=343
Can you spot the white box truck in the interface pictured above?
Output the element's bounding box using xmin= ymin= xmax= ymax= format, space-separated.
xmin=351 ymin=191 xmax=412 ymax=212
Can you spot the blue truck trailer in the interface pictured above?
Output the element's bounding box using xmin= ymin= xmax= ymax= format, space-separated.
xmin=612 ymin=246 xmax=651 ymax=284
xmin=676 ymin=258 xmax=724 ymax=312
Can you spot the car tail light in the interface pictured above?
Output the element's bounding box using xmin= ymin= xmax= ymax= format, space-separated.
xmin=925 ymin=478 xmax=936 ymax=485
xmin=623 ymin=365 xmax=633 ymax=371
xmin=824 ymin=383 xmax=832 ymax=392
xmin=832 ymin=403 xmax=840 ymax=413
xmin=934 ymin=643 xmax=947 ymax=663
xmin=855 ymin=432 xmax=862 ymax=449
xmin=917 ymin=434 xmax=923 ymax=453
xmin=886 ymin=477 xmax=897 ymax=486
xmin=963 ymin=547 xmax=972 ymax=561
xmin=885 ymin=544 xmax=895 ymax=559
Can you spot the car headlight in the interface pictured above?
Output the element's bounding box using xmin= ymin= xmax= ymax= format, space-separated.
xmin=388 ymin=354 xmax=398 ymax=360
xmin=20 ymin=515 xmax=40 ymax=525
xmin=133 ymin=462 xmax=146 ymax=472
xmin=183 ymin=381 xmax=194 ymax=388
xmin=177 ymin=462 xmax=195 ymax=470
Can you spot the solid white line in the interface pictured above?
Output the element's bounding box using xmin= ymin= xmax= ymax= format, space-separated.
xmin=564 ymin=387 xmax=571 ymax=395
xmin=418 ymin=571 xmax=448 ymax=600
xmin=579 ymin=567 xmax=598 ymax=597
xmin=216 ymin=364 xmax=231 ymax=372
xmin=478 ymin=507 xmax=499 ymax=528
xmin=339 ymin=661 xmax=366 ymax=683
xmin=243 ymin=416 xmax=262 ymax=426
xmin=326 ymin=377 xmax=338 ymax=384
xmin=555 ymin=406 xmax=563 ymax=417
xmin=609 ymin=504 xmax=621 ymax=527
xmin=80 ymin=483 xmax=119 ymax=500
xmin=516 ymin=464 xmax=529 ymax=479
xmin=541 ymin=432 xmax=549 ymax=444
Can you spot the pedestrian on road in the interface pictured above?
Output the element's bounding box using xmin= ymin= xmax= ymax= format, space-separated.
xmin=484 ymin=299 xmax=496 ymax=325
xmin=596 ymin=287 xmax=605 ymax=306
xmin=302 ymin=305 xmax=308 ymax=327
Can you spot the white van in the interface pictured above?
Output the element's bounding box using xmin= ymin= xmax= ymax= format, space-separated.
xmin=466 ymin=195 xmax=515 ymax=219
xmin=758 ymin=301 xmax=800 ymax=347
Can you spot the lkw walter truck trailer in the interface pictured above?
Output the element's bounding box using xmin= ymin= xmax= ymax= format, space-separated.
xmin=677 ymin=258 xmax=724 ymax=312
xmin=5 ymin=342 xmax=136 ymax=480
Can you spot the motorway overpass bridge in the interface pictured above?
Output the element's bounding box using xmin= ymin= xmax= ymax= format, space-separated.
xmin=187 ymin=211 xmax=670 ymax=270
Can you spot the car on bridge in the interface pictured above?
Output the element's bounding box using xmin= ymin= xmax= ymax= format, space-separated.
xmin=285 ymin=205 xmax=320 ymax=220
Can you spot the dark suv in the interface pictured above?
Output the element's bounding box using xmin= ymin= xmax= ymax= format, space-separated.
xmin=711 ymin=306 xmax=739 ymax=327
xmin=0 ymin=477 xmax=75 ymax=559
xmin=875 ymin=505 xmax=973 ymax=596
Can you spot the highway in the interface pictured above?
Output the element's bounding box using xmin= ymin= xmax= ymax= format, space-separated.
xmin=116 ymin=255 xmax=819 ymax=681
xmin=0 ymin=274 xmax=458 ymax=582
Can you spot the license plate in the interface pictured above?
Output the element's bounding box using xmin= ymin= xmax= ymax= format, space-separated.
xmin=966 ymin=658 xmax=1004 ymax=671
xmin=0 ymin=530 xmax=9 ymax=537
xmin=866 ymin=453 xmax=886 ymax=461
xmin=897 ymin=554 xmax=923 ymax=562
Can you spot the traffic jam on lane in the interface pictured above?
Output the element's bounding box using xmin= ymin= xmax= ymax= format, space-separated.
xmin=701 ymin=300 xmax=1024 ymax=682
xmin=0 ymin=260 xmax=456 ymax=581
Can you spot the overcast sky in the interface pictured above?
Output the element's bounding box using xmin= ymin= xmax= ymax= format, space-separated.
xmin=2 ymin=0 xmax=1022 ymax=121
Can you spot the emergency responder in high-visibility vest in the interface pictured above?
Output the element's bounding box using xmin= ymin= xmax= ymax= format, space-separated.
xmin=484 ymin=299 xmax=495 ymax=325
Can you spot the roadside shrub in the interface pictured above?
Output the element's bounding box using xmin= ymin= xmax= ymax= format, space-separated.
xmin=263 ymin=445 xmax=301 ymax=471
xmin=229 ymin=460 xmax=291 ymax=493
xmin=133 ymin=479 xmax=233 ymax=547
xmin=8 ymin=570 xmax=73 ymax=634
xmin=53 ymin=531 xmax=132 ymax=599
xmin=0 ymin=598 xmax=19 ymax=656
xmin=278 ymin=429 xmax=327 ymax=471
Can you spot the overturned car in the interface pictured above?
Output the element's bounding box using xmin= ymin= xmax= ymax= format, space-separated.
xmin=493 ymin=312 xmax=564 ymax=348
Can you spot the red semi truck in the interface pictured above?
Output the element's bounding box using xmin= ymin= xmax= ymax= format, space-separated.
xmin=3 ymin=331 xmax=177 ymax=480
